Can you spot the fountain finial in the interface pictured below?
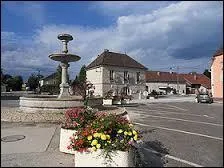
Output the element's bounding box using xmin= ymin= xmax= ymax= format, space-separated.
xmin=57 ymin=34 xmax=73 ymax=54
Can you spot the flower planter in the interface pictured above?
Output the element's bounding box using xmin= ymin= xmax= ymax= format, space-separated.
xmin=103 ymin=99 xmax=112 ymax=105
xmin=112 ymin=99 xmax=121 ymax=105
xmin=75 ymin=149 xmax=134 ymax=167
xmin=59 ymin=128 xmax=77 ymax=154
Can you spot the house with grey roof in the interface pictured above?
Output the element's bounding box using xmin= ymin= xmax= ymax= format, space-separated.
xmin=86 ymin=49 xmax=148 ymax=99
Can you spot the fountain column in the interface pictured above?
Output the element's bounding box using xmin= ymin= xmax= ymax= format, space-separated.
xmin=58 ymin=62 xmax=70 ymax=98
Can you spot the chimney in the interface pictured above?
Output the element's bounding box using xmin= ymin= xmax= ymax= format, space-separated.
xmin=104 ymin=49 xmax=109 ymax=52
xmin=194 ymin=74 xmax=197 ymax=80
xmin=157 ymin=72 xmax=160 ymax=76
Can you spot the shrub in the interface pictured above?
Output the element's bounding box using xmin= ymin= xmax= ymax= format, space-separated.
xmin=40 ymin=84 xmax=59 ymax=94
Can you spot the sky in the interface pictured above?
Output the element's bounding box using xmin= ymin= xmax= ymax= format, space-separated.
xmin=1 ymin=1 xmax=223 ymax=81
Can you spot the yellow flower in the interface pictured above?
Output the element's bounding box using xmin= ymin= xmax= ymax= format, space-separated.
xmin=117 ymin=129 xmax=123 ymax=133
xmin=107 ymin=140 xmax=111 ymax=144
xmin=128 ymin=131 xmax=132 ymax=136
xmin=106 ymin=135 xmax=110 ymax=140
xmin=91 ymin=146 xmax=97 ymax=151
xmin=101 ymin=134 xmax=107 ymax=140
xmin=91 ymin=139 xmax=98 ymax=146
xmin=93 ymin=133 xmax=99 ymax=138
xmin=96 ymin=144 xmax=101 ymax=149
xmin=134 ymin=135 xmax=138 ymax=141
xmin=124 ymin=131 xmax=128 ymax=135
xmin=132 ymin=130 xmax=137 ymax=135
xmin=87 ymin=135 xmax=92 ymax=141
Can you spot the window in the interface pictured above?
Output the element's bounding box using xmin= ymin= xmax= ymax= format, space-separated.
xmin=136 ymin=72 xmax=140 ymax=83
xmin=124 ymin=71 xmax=129 ymax=83
xmin=110 ymin=70 xmax=114 ymax=81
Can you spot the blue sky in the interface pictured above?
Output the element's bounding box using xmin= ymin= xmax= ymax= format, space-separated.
xmin=1 ymin=1 xmax=223 ymax=81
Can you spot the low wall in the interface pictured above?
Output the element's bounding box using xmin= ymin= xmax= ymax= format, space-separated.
xmin=19 ymin=96 xmax=84 ymax=113
xmin=87 ymin=97 xmax=103 ymax=106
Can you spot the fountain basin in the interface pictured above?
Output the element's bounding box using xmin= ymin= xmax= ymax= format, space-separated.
xmin=49 ymin=53 xmax=80 ymax=62
xmin=19 ymin=95 xmax=84 ymax=113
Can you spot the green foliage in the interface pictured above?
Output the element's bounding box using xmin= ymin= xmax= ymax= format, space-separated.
xmin=7 ymin=76 xmax=23 ymax=91
xmin=27 ymin=74 xmax=40 ymax=91
xmin=203 ymin=69 xmax=211 ymax=79
xmin=78 ymin=65 xmax=86 ymax=83
xmin=40 ymin=84 xmax=59 ymax=94
xmin=71 ymin=65 xmax=87 ymax=99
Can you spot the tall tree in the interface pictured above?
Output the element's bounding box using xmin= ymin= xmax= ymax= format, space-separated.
xmin=71 ymin=65 xmax=87 ymax=99
xmin=27 ymin=74 xmax=39 ymax=91
xmin=78 ymin=65 xmax=86 ymax=83
xmin=203 ymin=69 xmax=211 ymax=79
xmin=7 ymin=76 xmax=23 ymax=91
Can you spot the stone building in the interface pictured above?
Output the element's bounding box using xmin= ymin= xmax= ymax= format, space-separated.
xmin=86 ymin=49 xmax=148 ymax=99
xmin=145 ymin=71 xmax=186 ymax=95
xmin=210 ymin=47 xmax=223 ymax=99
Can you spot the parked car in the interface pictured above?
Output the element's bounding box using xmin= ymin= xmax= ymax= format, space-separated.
xmin=147 ymin=90 xmax=159 ymax=99
xmin=195 ymin=93 xmax=213 ymax=104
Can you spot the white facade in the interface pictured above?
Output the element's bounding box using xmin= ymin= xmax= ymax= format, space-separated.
xmin=86 ymin=65 xmax=146 ymax=99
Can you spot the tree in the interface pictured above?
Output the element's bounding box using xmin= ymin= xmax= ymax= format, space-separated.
xmin=7 ymin=76 xmax=23 ymax=91
xmin=203 ymin=69 xmax=211 ymax=79
xmin=78 ymin=65 xmax=86 ymax=83
xmin=71 ymin=65 xmax=87 ymax=99
xmin=27 ymin=74 xmax=39 ymax=91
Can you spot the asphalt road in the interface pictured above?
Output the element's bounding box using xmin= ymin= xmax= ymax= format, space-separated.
xmin=126 ymin=102 xmax=223 ymax=167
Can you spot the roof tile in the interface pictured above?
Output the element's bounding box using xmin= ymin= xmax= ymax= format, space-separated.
xmin=86 ymin=50 xmax=147 ymax=70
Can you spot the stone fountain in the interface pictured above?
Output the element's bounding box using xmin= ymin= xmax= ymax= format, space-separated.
xmin=19 ymin=34 xmax=84 ymax=113
xmin=49 ymin=34 xmax=80 ymax=98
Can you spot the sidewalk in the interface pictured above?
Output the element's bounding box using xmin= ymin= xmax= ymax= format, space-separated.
xmin=1 ymin=122 xmax=76 ymax=167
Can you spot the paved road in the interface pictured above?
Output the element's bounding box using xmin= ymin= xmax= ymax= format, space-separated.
xmin=126 ymin=102 xmax=223 ymax=167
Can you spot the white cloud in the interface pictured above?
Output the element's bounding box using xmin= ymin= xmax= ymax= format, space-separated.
xmin=1 ymin=1 xmax=223 ymax=80
xmin=89 ymin=1 xmax=178 ymax=17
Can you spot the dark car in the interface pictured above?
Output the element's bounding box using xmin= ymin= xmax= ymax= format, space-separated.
xmin=195 ymin=93 xmax=213 ymax=103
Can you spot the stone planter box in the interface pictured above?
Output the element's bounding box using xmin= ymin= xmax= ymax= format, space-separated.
xmin=59 ymin=128 xmax=77 ymax=154
xmin=103 ymin=99 xmax=113 ymax=105
xmin=112 ymin=99 xmax=121 ymax=105
xmin=75 ymin=149 xmax=134 ymax=167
